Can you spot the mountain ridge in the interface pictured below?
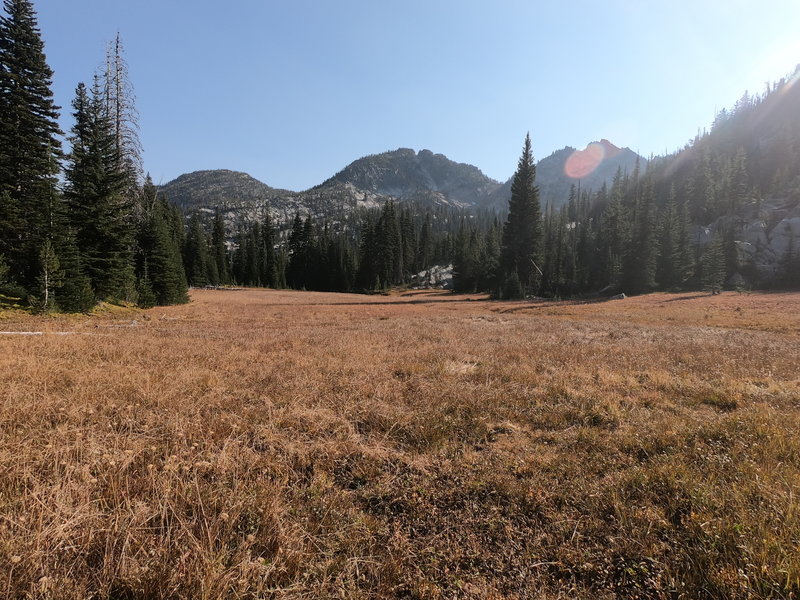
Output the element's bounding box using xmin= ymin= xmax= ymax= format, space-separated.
xmin=159 ymin=141 xmax=646 ymax=219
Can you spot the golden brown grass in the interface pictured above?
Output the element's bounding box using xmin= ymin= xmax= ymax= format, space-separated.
xmin=1 ymin=289 xmax=799 ymax=599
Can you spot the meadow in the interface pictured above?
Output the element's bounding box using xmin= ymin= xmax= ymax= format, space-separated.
xmin=1 ymin=289 xmax=798 ymax=599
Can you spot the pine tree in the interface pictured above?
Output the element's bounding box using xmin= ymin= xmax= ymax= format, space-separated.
xmin=598 ymin=168 xmax=629 ymax=288
xmin=622 ymin=175 xmax=658 ymax=294
xmin=778 ymin=230 xmax=800 ymax=289
xmin=0 ymin=0 xmax=62 ymax=289
xmin=400 ymin=206 xmax=416 ymax=278
xmin=102 ymin=33 xmax=142 ymax=197
xmin=417 ymin=212 xmax=433 ymax=272
xmin=656 ymin=186 xmax=680 ymax=290
xmin=64 ymin=80 xmax=134 ymax=301
xmin=55 ymin=228 xmax=95 ymax=312
xmin=478 ymin=218 xmax=501 ymax=291
xmin=287 ymin=214 xmax=308 ymax=289
xmin=183 ymin=213 xmax=211 ymax=287
xmin=0 ymin=252 xmax=8 ymax=284
xmin=137 ymin=184 xmax=188 ymax=306
xmin=34 ymin=238 xmax=62 ymax=312
xmin=499 ymin=133 xmax=543 ymax=298
xmin=259 ymin=211 xmax=278 ymax=287
xmin=211 ymin=208 xmax=230 ymax=284
xmin=356 ymin=220 xmax=380 ymax=291
xmin=453 ymin=219 xmax=480 ymax=292
xmin=701 ymin=232 xmax=726 ymax=294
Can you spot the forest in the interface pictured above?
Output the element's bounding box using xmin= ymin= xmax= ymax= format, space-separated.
xmin=1 ymin=0 xmax=799 ymax=315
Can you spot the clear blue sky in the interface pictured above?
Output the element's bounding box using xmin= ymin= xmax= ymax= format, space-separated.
xmin=31 ymin=0 xmax=800 ymax=191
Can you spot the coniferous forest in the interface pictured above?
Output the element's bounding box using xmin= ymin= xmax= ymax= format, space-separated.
xmin=1 ymin=0 xmax=799 ymax=314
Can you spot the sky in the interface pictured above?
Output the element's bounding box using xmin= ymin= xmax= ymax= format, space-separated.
xmin=30 ymin=0 xmax=800 ymax=191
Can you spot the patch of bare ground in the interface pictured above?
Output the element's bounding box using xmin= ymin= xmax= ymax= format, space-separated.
xmin=1 ymin=289 xmax=798 ymax=599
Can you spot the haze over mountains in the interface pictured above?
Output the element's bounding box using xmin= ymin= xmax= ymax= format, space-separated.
xmin=160 ymin=140 xmax=644 ymax=222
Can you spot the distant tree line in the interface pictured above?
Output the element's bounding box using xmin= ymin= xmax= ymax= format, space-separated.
xmin=183 ymin=99 xmax=800 ymax=298
xmin=180 ymin=201 xmax=485 ymax=293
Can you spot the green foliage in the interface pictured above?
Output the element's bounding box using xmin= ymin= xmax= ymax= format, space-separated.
xmin=778 ymin=230 xmax=800 ymax=290
xmin=622 ymin=172 xmax=658 ymax=294
xmin=56 ymin=229 xmax=95 ymax=313
xmin=0 ymin=252 xmax=8 ymax=283
xmin=33 ymin=239 xmax=62 ymax=312
xmin=211 ymin=208 xmax=230 ymax=285
xmin=500 ymin=271 xmax=523 ymax=300
xmin=64 ymin=80 xmax=135 ymax=302
xmin=139 ymin=188 xmax=188 ymax=305
xmin=701 ymin=233 xmax=726 ymax=294
xmin=136 ymin=274 xmax=156 ymax=308
xmin=0 ymin=0 xmax=62 ymax=290
xmin=499 ymin=133 xmax=543 ymax=296
xmin=183 ymin=213 xmax=212 ymax=287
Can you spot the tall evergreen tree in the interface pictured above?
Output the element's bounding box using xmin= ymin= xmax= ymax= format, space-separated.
xmin=0 ymin=0 xmax=62 ymax=289
xmin=417 ymin=212 xmax=434 ymax=272
xmin=64 ymin=80 xmax=134 ymax=301
xmin=210 ymin=208 xmax=230 ymax=285
xmin=137 ymin=179 xmax=188 ymax=305
xmin=102 ymin=33 xmax=142 ymax=197
xmin=622 ymin=175 xmax=658 ymax=294
xmin=259 ymin=211 xmax=279 ymax=287
xmin=499 ymin=133 xmax=543 ymax=298
xmin=701 ymin=232 xmax=726 ymax=294
xmin=597 ymin=168 xmax=630 ymax=288
xmin=183 ymin=213 xmax=211 ymax=287
xmin=656 ymin=185 xmax=681 ymax=290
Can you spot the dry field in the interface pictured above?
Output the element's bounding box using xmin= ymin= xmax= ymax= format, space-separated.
xmin=1 ymin=289 xmax=799 ymax=599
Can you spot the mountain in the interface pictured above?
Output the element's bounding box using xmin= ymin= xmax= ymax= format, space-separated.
xmin=486 ymin=140 xmax=644 ymax=210
xmin=160 ymin=170 xmax=392 ymax=228
xmin=159 ymin=142 xmax=646 ymax=222
xmin=537 ymin=140 xmax=643 ymax=207
xmin=315 ymin=148 xmax=502 ymax=208
xmin=162 ymin=170 xmax=277 ymax=213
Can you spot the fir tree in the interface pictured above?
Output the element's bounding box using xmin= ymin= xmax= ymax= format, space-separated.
xmin=0 ymin=252 xmax=8 ymax=284
xmin=102 ymin=33 xmax=142 ymax=197
xmin=260 ymin=211 xmax=278 ymax=287
xmin=34 ymin=238 xmax=62 ymax=312
xmin=287 ymin=214 xmax=308 ymax=289
xmin=417 ymin=212 xmax=433 ymax=272
xmin=211 ymin=208 xmax=230 ymax=285
xmin=183 ymin=213 xmax=211 ymax=287
xmin=499 ymin=133 xmax=543 ymax=297
xmin=701 ymin=232 xmax=726 ymax=294
xmin=64 ymin=80 xmax=134 ymax=301
xmin=598 ymin=168 xmax=629 ymax=287
xmin=777 ymin=228 xmax=800 ymax=289
xmin=453 ymin=220 xmax=480 ymax=292
xmin=622 ymin=175 xmax=658 ymax=294
xmin=0 ymin=0 xmax=62 ymax=289
xmin=138 ymin=190 xmax=188 ymax=305
xmin=656 ymin=186 xmax=681 ymax=290
xmin=55 ymin=228 xmax=94 ymax=312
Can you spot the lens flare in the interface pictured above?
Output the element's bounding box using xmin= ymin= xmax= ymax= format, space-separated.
xmin=564 ymin=142 xmax=606 ymax=179
xmin=785 ymin=65 xmax=800 ymax=91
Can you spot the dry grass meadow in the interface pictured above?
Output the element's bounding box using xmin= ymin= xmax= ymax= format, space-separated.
xmin=1 ymin=288 xmax=799 ymax=599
